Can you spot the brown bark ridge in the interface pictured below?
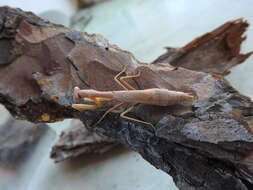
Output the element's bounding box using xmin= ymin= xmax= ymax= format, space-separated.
xmin=0 ymin=6 xmax=253 ymax=190
xmin=152 ymin=18 xmax=253 ymax=75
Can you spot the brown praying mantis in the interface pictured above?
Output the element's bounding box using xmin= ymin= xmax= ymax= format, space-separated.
xmin=72 ymin=66 xmax=195 ymax=128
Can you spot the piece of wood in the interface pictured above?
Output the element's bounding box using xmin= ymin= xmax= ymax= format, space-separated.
xmin=51 ymin=119 xmax=120 ymax=163
xmin=0 ymin=6 xmax=253 ymax=190
xmin=153 ymin=18 xmax=253 ymax=75
xmin=0 ymin=116 xmax=48 ymax=168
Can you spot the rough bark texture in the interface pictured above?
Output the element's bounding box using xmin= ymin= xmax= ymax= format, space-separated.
xmin=0 ymin=6 xmax=253 ymax=190
xmin=0 ymin=116 xmax=48 ymax=168
xmin=51 ymin=119 xmax=120 ymax=162
xmin=152 ymin=19 xmax=253 ymax=75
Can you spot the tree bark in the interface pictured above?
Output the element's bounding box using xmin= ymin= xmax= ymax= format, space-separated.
xmin=0 ymin=6 xmax=253 ymax=190
xmin=50 ymin=119 xmax=120 ymax=162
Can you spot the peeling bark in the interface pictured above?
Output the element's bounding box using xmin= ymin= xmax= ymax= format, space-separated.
xmin=0 ymin=6 xmax=253 ymax=190
xmin=153 ymin=19 xmax=253 ymax=75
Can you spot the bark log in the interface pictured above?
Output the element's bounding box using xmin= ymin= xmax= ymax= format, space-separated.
xmin=0 ymin=6 xmax=253 ymax=190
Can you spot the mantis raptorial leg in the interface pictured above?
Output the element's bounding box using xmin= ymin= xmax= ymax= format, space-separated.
xmin=72 ymin=67 xmax=132 ymax=116
xmin=72 ymin=97 xmax=112 ymax=110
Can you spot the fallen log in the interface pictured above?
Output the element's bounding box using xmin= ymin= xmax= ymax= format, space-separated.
xmin=0 ymin=6 xmax=253 ymax=190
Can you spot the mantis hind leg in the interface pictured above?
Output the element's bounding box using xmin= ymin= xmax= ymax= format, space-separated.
xmin=120 ymin=105 xmax=155 ymax=129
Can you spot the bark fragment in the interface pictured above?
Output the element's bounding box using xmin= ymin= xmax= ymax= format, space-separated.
xmin=0 ymin=116 xmax=48 ymax=168
xmin=153 ymin=19 xmax=253 ymax=75
xmin=50 ymin=119 xmax=119 ymax=162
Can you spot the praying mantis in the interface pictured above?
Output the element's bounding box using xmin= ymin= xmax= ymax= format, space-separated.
xmin=72 ymin=66 xmax=195 ymax=128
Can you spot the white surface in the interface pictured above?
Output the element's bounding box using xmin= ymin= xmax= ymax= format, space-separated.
xmin=0 ymin=0 xmax=253 ymax=190
xmin=27 ymin=148 xmax=176 ymax=190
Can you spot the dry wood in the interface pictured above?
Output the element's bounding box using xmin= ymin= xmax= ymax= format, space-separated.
xmin=0 ymin=6 xmax=253 ymax=190
xmin=51 ymin=119 xmax=119 ymax=162
xmin=153 ymin=18 xmax=253 ymax=75
xmin=0 ymin=116 xmax=48 ymax=168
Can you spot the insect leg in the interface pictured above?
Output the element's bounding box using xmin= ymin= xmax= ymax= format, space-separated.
xmin=95 ymin=102 xmax=125 ymax=125
xmin=114 ymin=66 xmax=129 ymax=90
xmin=119 ymin=72 xmax=140 ymax=90
xmin=72 ymin=103 xmax=101 ymax=110
xmin=120 ymin=105 xmax=155 ymax=128
xmin=72 ymin=97 xmax=110 ymax=111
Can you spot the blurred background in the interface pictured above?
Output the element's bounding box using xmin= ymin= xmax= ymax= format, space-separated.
xmin=0 ymin=0 xmax=253 ymax=189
